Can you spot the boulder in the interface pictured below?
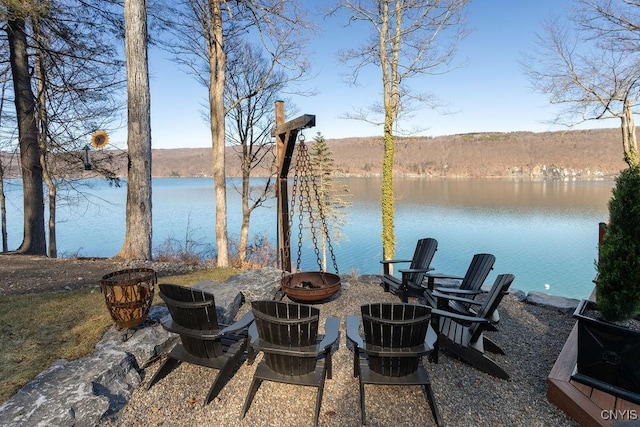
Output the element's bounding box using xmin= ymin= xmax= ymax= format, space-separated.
xmin=509 ymin=288 xmax=527 ymax=302
xmin=191 ymin=280 xmax=245 ymax=325
xmin=223 ymin=267 xmax=284 ymax=302
xmin=0 ymin=349 xmax=140 ymax=427
xmin=526 ymin=291 xmax=581 ymax=314
xmin=95 ymin=306 xmax=178 ymax=368
xmin=192 ymin=267 xmax=283 ymax=324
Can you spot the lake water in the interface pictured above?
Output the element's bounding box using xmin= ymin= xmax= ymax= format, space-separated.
xmin=3 ymin=177 xmax=614 ymax=300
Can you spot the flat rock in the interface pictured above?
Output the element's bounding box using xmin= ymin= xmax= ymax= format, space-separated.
xmin=526 ymin=291 xmax=581 ymax=314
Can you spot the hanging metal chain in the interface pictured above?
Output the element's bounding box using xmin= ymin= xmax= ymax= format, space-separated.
xmin=288 ymin=133 xmax=339 ymax=274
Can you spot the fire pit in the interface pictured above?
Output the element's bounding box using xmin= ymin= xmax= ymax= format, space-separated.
xmin=281 ymin=271 xmax=341 ymax=303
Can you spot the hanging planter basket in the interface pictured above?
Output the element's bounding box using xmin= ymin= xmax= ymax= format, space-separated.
xmin=281 ymin=271 xmax=341 ymax=303
xmin=100 ymin=268 xmax=156 ymax=329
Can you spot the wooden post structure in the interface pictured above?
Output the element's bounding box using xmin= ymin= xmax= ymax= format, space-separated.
xmin=273 ymin=101 xmax=315 ymax=272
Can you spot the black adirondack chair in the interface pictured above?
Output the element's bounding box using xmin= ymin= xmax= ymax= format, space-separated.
xmin=430 ymin=273 xmax=515 ymax=380
xmin=146 ymin=283 xmax=253 ymax=406
xmin=380 ymin=238 xmax=438 ymax=303
xmin=346 ymin=303 xmax=442 ymax=426
xmin=241 ymin=300 xmax=340 ymax=427
xmin=423 ymin=253 xmax=496 ymax=323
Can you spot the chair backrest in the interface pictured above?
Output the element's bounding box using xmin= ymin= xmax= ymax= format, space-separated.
xmin=251 ymin=300 xmax=320 ymax=376
xmin=469 ymin=274 xmax=514 ymax=342
xmin=407 ymin=238 xmax=438 ymax=284
xmin=459 ymin=253 xmax=495 ymax=291
xmin=159 ymin=283 xmax=223 ymax=358
xmin=361 ymin=303 xmax=431 ymax=377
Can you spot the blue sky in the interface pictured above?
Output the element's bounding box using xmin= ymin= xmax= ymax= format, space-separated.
xmin=126 ymin=0 xmax=615 ymax=150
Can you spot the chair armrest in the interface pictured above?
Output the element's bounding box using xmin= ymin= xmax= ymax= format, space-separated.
xmin=346 ymin=315 xmax=364 ymax=348
xmin=430 ymin=307 xmax=491 ymax=325
xmin=423 ymin=272 xmax=465 ymax=281
xmin=380 ymin=259 xmax=412 ymax=265
xmin=220 ymin=311 xmax=254 ymax=335
xmin=160 ymin=316 xmax=223 ymax=340
xmin=434 ymin=287 xmax=486 ymax=296
xmin=430 ymin=290 xmax=483 ymax=306
xmin=398 ymin=267 xmax=434 ymax=274
xmin=422 ymin=272 xmax=465 ymax=291
xmin=319 ymin=317 xmax=340 ymax=351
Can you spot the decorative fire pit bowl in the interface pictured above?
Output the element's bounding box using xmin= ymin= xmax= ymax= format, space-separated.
xmin=281 ymin=271 xmax=341 ymax=303
xmin=100 ymin=268 xmax=156 ymax=329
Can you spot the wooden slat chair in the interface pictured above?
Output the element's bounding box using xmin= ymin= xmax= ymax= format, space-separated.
xmin=424 ymin=253 xmax=497 ymax=325
xmin=146 ymin=283 xmax=253 ymax=406
xmin=381 ymin=238 xmax=438 ymax=303
xmin=346 ymin=303 xmax=442 ymax=426
xmin=241 ymin=300 xmax=340 ymax=427
xmin=430 ymin=273 xmax=515 ymax=380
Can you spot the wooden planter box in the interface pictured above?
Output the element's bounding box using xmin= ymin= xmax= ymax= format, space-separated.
xmin=572 ymin=299 xmax=640 ymax=405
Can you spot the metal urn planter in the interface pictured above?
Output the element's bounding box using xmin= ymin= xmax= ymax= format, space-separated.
xmin=100 ymin=268 xmax=156 ymax=329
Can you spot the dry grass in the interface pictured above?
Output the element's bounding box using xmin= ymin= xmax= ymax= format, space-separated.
xmin=0 ymin=288 xmax=111 ymax=401
xmin=159 ymin=268 xmax=239 ymax=287
xmin=0 ymin=268 xmax=238 ymax=403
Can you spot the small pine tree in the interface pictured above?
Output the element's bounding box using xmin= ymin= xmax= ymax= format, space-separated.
xmin=309 ymin=132 xmax=351 ymax=271
xmin=596 ymin=165 xmax=640 ymax=321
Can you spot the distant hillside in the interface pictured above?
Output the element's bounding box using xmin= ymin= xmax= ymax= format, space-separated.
xmin=0 ymin=128 xmax=629 ymax=179
xmin=151 ymin=128 xmax=627 ymax=179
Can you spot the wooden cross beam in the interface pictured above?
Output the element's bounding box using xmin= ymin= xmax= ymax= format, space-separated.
xmin=274 ymin=100 xmax=315 ymax=272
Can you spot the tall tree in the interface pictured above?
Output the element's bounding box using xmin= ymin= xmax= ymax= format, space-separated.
xmin=330 ymin=0 xmax=470 ymax=262
xmin=160 ymin=0 xmax=311 ymax=267
xmin=116 ymin=0 xmax=152 ymax=260
xmin=225 ymin=42 xmax=285 ymax=266
xmin=524 ymin=0 xmax=640 ymax=167
xmin=5 ymin=5 xmax=46 ymax=255
xmin=30 ymin=1 xmax=124 ymax=258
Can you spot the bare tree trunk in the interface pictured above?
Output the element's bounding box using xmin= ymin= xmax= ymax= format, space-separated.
xmin=381 ymin=119 xmax=396 ymax=261
xmin=34 ymin=21 xmax=57 ymax=258
xmin=0 ymin=79 xmax=8 ymax=252
xmin=239 ymin=152 xmax=250 ymax=265
xmin=209 ymin=0 xmax=229 ymax=267
xmin=380 ymin=0 xmax=396 ymax=262
xmin=0 ymin=163 xmax=7 ymax=252
xmin=621 ymin=99 xmax=638 ymax=167
xmin=7 ymin=17 xmax=46 ymax=255
xmin=116 ymin=0 xmax=152 ymax=260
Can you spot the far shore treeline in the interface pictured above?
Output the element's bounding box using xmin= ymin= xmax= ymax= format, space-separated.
xmin=1 ymin=127 xmax=629 ymax=180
